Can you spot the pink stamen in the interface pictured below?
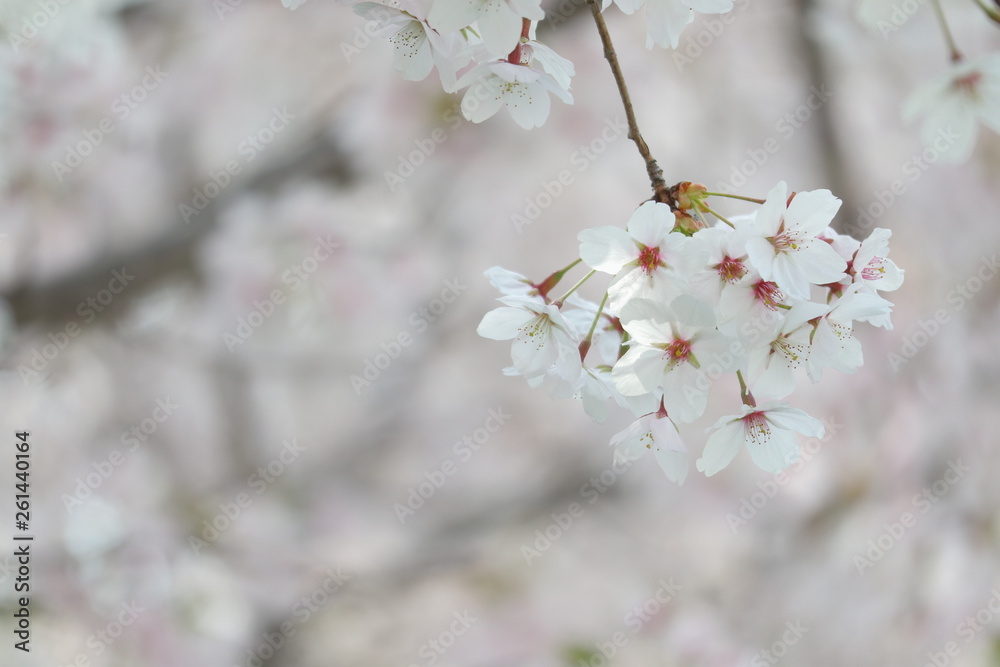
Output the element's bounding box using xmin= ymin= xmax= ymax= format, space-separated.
xmin=715 ymin=256 xmax=747 ymax=283
xmin=752 ymin=280 xmax=785 ymax=310
xmin=742 ymin=411 xmax=772 ymax=447
xmin=637 ymin=245 xmax=664 ymax=276
xmin=861 ymin=257 xmax=887 ymax=281
xmin=953 ymin=71 xmax=982 ymax=99
xmin=662 ymin=339 xmax=692 ymax=369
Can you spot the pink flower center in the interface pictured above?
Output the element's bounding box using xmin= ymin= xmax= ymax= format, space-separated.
xmin=637 ymin=244 xmax=664 ymax=276
xmin=861 ymin=257 xmax=887 ymax=281
xmin=953 ymin=71 xmax=983 ymax=100
xmin=715 ymin=256 xmax=747 ymax=283
xmin=772 ymin=230 xmax=805 ymax=252
xmin=752 ymin=280 xmax=785 ymax=310
xmin=663 ymin=338 xmax=693 ymax=368
xmin=742 ymin=411 xmax=772 ymax=447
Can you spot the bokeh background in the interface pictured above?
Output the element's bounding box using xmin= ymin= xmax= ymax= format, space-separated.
xmin=1 ymin=0 xmax=999 ymax=665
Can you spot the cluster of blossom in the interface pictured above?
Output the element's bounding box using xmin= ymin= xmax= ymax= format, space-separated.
xmin=283 ymin=0 xmax=736 ymax=128
xmin=477 ymin=182 xmax=903 ymax=481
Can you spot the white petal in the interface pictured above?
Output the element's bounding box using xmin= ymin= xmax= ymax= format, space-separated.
xmin=579 ymin=226 xmax=637 ymax=274
xmin=661 ymin=365 xmax=707 ymax=423
xmin=644 ymin=0 xmax=693 ymax=49
xmin=696 ymin=421 xmax=743 ymax=476
xmin=507 ymin=0 xmax=546 ymax=20
xmin=746 ymin=426 xmax=800 ymax=473
xmin=581 ymin=372 xmax=611 ymax=423
xmin=510 ymin=319 xmax=556 ymax=377
xmin=484 ymin=266 xmax=534 ymax=295
xmin=504 ymin=81 xmax=551 ymax=130
xmin=763 ymin=404 xmax=825 ymax=438
xmin=784 ymin=189 xmax=842 ymax=236
xmin=626 ymin=201 xmax=672 ymax=248
xmin=669 ymin=293 xmax=716 ymax=330
xmin=428 ymin=0 xmax=486 ymax=32
xmin=612 ymin=346 xmax=666 ymax=396
xmin=770 ymin=253 xmax=811 ymax=300
xmin=798 ymin=240 xmax=847 ymax=285
xmin=477 ymin=2 xmax=524 ymax=57
xmin=653 ymin=447 xmax=688 ymax=484
xmin=753 ymin=181 xmax=788 ymax=236
xmin=461 ymin=79 xmax=504 ymax=123
xmin=477 ymin=306 xmax=534 ymax=339
xmin=745 ymin=236 xmax=777 ymax=280
xmin=389 ymin=23 xmax=434 ymax=81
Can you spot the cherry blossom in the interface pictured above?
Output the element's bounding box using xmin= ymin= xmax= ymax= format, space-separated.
xmin=427 ymin=0 xmax=544 ymax=58
xmin=354 ymin=0 xmax=470 ymax=91
xmin=477 ymin=294 xmax=580 ymax=379
xmin=851 ymin=228 xmax=904 ymax=296
xmin=903 ymin=53 xmax=1000 ymax=163
xmin=579 ymin=201 xmax=707 ymax=313
xmin=744 ymin=181 xmax=847 ymax=301
xmin=696 ymin=402 xmax=824 ymax=476
xmin=612 ymin=295 xmax=734 ymax=423
xmin=745 ymin=301 xmax=826 ymax=400
xmin=611 ymin=410 xmax=688 ymax=484
xmin=808 ymin=283 xmax=895 ymax=381
xmin=456 ymin=60 xmax=572 ymax=129
xmin=642 ymin=0 xmax=734 ymax=50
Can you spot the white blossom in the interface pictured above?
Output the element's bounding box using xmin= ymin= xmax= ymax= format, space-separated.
xmin=904 ymin=54 xmax=1000 ymax=163
xmin=611 ymin=411 xmax=688 ymax=484
xmin=744 ymin=181 xmax=847 ymax=301
xmin=696 ymin=402 xmax=824 ymax=475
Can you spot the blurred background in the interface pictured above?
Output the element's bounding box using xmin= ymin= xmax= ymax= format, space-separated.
xmin=1 ymin=0 xmax=999 ymax=665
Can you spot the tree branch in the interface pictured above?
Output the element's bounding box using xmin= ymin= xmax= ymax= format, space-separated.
xmin=584 ymin=0 xmax=671 ymax=203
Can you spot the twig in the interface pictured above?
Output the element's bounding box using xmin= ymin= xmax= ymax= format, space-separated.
xmin=584 ymin=0 xmax=670 ymax=203
xmin=931 ymin=0 xmax=963 ymax=62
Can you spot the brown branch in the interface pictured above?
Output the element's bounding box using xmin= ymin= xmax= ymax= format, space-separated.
xmin=584 ymin=0 xmax=671 ymax=203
